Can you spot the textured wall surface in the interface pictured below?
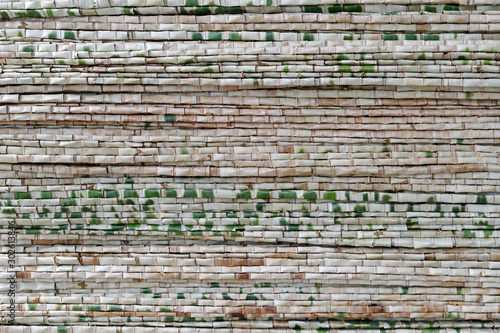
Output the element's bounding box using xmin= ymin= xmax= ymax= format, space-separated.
xmin=1 ymin=0 xmax=500 ymax=332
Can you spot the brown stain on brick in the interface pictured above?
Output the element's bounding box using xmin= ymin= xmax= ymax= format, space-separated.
xmin=490 ymin=252 xmax=500 ymax=261
xmin=291 ymin=273 xmax=305 ymax=279
xmin=269 ymin=253 xmax=288 ymax=258
xmin=230 ymin=313 xmax=245 ymax=318
xmin=278 ymin=146 xmax=293 ymax=153
xmin=247 ymin=258 xmax=264 ymax=266
xmin=16 ymin=272 xmax=30 ymax=278
xmin=215 ymin=258 xmax=247 ymax=266
xmin=243 ymin=306 xmax=262 ymax=314
xmin=33 ymin=239 xmax=54 ymax=245
xmin=79 ymin=256 xmax=99 ymax=265
xmin=263 ymin=306 xmax=278 ymax=314
xmin=369 ymin=306 xmax=385 ymax=313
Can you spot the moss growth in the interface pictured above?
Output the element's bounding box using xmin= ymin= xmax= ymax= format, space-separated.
xmin=87 ymin=305 xmax=101 ymax=311
xmin=476 ymin=194 xmax=487 ymax=204
xmin=165 ymin=189 xmax=177 ymax=198
xmin=168 ymin=223 xmax=182 ymax=232
xmin=424 ymin=34 xmax=439 ymax=41
xmin=237 ymin=190 xmax=252 ymax=199
xmin=424 ymin=5 xmax=437 ymax=13
xmin=105 ymin=190 xmax=119 ymax=198
xmin=64 ymin=31 xmax=75 ymax=39
xmin=63 ymin=198 xmax=77 ymax=206
xmin=245 ymin=293 xmax=258 ymax=300
xmin=303 ymin=33 xmax=314 ymax=41
xmin=324 ymin=192 xmax=336 ymax=200
xmin=193 ymin=211 xmax=206 ymax=219
xmin=189 ymin=7 xmax=212 ymax=15
xmin=228 ymin=32 xmax=242 ymax=41
xmin=257 ymin=190 xmax=271 ymax=199
xmin=463 ymin=230 xmax=475 ymax=238
xmin=327 ymin=5 xmax=342 ymax=13
xmin=279 ymin=190 xmax=296 ymax=199
xmin=183 ymin=189 xmax=197 ymax=198
xmin=88 ymin=190 xmax=102 ymax=198
xmin=343 ymin=5 xmax=362 ymax=12
xmin=208 ymin=31 xmax=222 ymax=40
xmin=201 ymin=189 xmax=214 ymax=198
xmin=192 ymin=32 xmax=203 ymax=40
xmin=303 ymin=191 xmax=317 ymax=202
xmin=109 ymin=305 xmax=123 ymax=312
xmin=405 ymin=34 xmax=418 ymax=40
xmin=23 ymin=46 xmax=34 ymax=52
xmin=27 ymin=10 xmax=42 ymax=18
xmin=361 ymin=65 xmax=374 ymax=72
xmin=145 ymin=189 xmax=160 ymax=198
xmin=164 ymin=114 xmax=175 ymax=122
xmin=383 ymin=34 xmax=398 ymax=41
xmin=406 ymin=218 xmax=418 ymax=228
xmin=304 ymin=6 xmax=322 ymax=13
xmin=443 ymin=4 xmax=459 ymax=11
xmin=123 ymin=189 xmax=138 ymax=198
xmin=353 ymin=205 xmax=366 ymax=217
xmin=15 ymin=192 xmax=32 ymax=200
xmin=265 ymin=32 xmax=274 ymax=41
xmin=215 ymin=7 xmax=243 ymax=14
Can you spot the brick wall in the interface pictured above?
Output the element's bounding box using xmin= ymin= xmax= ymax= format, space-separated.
xmin=1 ymin=0 xmax=500 ymax=331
